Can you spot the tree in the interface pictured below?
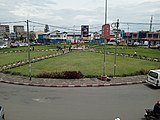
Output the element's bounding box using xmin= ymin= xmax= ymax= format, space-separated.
xmin=44 ymin=24 xmax=49 ymax=33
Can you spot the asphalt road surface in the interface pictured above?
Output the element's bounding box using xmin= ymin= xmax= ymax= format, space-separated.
xmin=0 ymin=83 xmax=160 ymax=120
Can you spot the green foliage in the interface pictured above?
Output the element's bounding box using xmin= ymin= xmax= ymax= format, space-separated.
xmin=63 ymin=71 xmax=83 ymax=79
xmin=37 ymin=71 xmax=83 ymax=79
xmin=1 ymin=44 xmax=160 ymax=78
xmin=6 ymin=52 xmax=160 ymax=77
xmin=37 ymin=72 xmax=63 ymax=78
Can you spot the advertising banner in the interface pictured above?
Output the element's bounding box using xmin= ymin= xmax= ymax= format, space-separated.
xmin=126 ymin=32 xmax=130 ymax=37
xmin=102 ymin=24 xmax=110 ymax=40
xmin=81 ymin=25 xmax=89 ymax=37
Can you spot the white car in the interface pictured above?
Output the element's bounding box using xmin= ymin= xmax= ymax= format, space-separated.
xmin=0 ymin=44 xmax=7 ymax=49
xmin=134 ymin=42 xmax=140 ymax=46
xmin=146 ymin=69 xmax=160 ymax=87
xmin=0 ymin=106 xmax=5 ymax=120
xmin=107 ymin=40 xmax=117 ymax=45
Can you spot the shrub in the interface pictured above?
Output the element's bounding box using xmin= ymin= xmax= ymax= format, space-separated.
xmin=138 ymin=69 xmax=149 ymax=75
xmin=37 ymin=72 xmax=63 ymax=78
xmin=63 ymin=71 xmax=83 ymax=79
xmin=37 ymin=71 xmax=84 ymax=79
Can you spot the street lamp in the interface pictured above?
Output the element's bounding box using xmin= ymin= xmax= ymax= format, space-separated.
xmin=105 ymin=0 xmax=107 ymax=25
xmin=111 ymin=19 xmax=119 ymax=78
xmin=127 ymin=23 xmax=129 ymax=42
xmin=101 ymin=0 xmax=108 ymax=80
xmin=26 ymin=20 xmax=32 ymax=80
xmin=113 ymin=19 xmax=119 ymax=78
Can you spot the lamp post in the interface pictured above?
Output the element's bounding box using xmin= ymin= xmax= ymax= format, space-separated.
xmin=105 ymin=0 xmax=107 ymax=25
xmin=101 ymin=0 xmax=108 ymax=80
xmin=113 ymin=19 xmax=119 ymax=78
xmin=127 ymin=23 xmax=129 ymax=44
xmin=27 ymin=20 xmax=32 ymax=80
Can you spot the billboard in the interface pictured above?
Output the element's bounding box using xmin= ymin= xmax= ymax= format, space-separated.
xmin=101 ymin=24 xmax=110 ymax=40
xmin=126 ymin=32 xmax=130 ymax=37
xmin=81 ymin=25 xmax=89 ymax=37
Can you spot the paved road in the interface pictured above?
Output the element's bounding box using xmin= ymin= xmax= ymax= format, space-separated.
xmin=0 ymin=83 xmax=160 ymax=120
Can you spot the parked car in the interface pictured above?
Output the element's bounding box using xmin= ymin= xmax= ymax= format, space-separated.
xmin=0 ymin=106 xmax=5 ymax=120
xmin=156 ymin=44 xmax=160 ymax=49
xmin=150 ymin=44 xmax=160 ymax=49
xmin=10 ymin=42 xmax=19 ymax=48
xmin=107 ymin=40 xmax=117 ymax=45
xmin=19 ymin=43 xmax=28 ymax=46
xmin=134 ymin=42 xmax=140 ymax=46
xmin=0 ymin=44 xmax=7 ymax=49
xmin=143 ymin=41 xmax=149 ymax=46
xmin=146 ymin=69 xmax=160 ymax=87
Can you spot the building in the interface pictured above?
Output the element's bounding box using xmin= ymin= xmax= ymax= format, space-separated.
xmin=146 ymin=32 xmax=160 ymax=47
xmin=93 ymin=32 xmax=101 ymax=40
xmin=0 ymin=25 xmax=10 ymax=33
xmin=0 ymin=25 xmax=10 ymax=45
xmin=37 ymin=31 xmax=67 ymax=44
xmin=12 ymin=25 xmax=26 ymax=42
xmin=67 ymin=32 xmax=81 ymax=43
xmin=123 ymin=31 xmax=148 ymax=45
xmin=0 ymin=25 xmax=10 ymax=39
xmin=13 ymin=25 xmax=24 ymax=33
xmin=13 ymin=25 xmax=25 ymax=37
xmin=49 ymin=31 xmax=67 ymax=40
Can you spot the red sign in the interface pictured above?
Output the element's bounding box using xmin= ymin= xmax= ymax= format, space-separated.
xmin=126 ymin=32 xmax=130 ymax=37
xmin=102 ymin=24 xmax=110 ymax=40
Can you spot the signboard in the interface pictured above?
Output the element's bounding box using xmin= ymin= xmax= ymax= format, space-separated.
xmin=102 ymin=24 xmax=110 ymax=40
xmin=81 ymin=25 xmax=89 ymax=37
xmin=126 ymin=32 xmax=130 ymax=37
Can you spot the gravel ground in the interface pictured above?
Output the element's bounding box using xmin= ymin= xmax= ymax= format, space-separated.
xmin=0 ymin=72 xmax=146 ymax=87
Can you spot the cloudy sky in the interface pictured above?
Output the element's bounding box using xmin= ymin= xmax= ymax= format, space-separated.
xmin=0 ymin=0 xmax=160 ymax=32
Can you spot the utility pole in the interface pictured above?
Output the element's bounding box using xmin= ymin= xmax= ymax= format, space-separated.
xmin=149 ymin=16 xmax=153 ymax=32
xmin=127 ymin=23 xmax=129 ymax=44
xmin=27 ymin=20 xmax=32 ymax=80
xmin=149 ymin=16 xmax=153 ymax=48
xmin=105 ymin=0 xmax=107 ymax=25
xmin=113 ymin=19 xmax=119 ymax=78
xmin=74 ymin=25 xmax=76 ymax=43
xmin=101 ymin=0 xmax=108 ymax=80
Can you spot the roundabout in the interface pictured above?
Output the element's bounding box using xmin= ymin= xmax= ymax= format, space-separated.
xmin=0 ymin=72 xmax=146 ymax=87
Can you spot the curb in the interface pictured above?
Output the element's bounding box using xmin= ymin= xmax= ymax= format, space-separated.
xmin=0 ymin=78 xmax=146 ymax=88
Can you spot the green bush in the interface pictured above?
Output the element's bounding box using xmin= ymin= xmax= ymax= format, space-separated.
xmin=37 ymin=71 xmax=84 ymax=79
xmin=63 ymin=71 xmax=83 ymax=79
xmin=37 ymin=72 xmax=63 ymax=78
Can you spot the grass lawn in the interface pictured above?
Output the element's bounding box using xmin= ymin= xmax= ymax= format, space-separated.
xmin=93 ymin=45 xmax=160 ymax=59
xmin=6 ymin=51 xmax=160 ymax=77
xmin=0 ymin=51 xmax=56 ymax=66
xmin=0 ymin=45 xmax=58 ymax=53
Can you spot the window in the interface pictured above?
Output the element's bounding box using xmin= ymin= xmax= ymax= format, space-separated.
xmin=153 ymin=34 xmax=158 ymax=38
xmin=149 ymin=71 xmax=158 ymax=79
xmin=148 ymin=34 xmax=152 ymax=38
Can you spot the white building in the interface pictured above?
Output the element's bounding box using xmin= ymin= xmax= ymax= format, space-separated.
xmin=49 ymin=31 xmax=67 ymax=40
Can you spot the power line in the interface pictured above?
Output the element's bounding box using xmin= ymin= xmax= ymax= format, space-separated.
xmin=120 ymin=22 xmax=160 ymax=25
xmin=0 ymin=21 xmax=26 ymax=24
xmin=29 ymin=20 xmax=81 ymax=32
xmin=0 ymin=20 xmax=159 ymax=32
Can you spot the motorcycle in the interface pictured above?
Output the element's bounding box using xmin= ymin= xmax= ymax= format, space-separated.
xmin=144 ymin=109 xmax=160 ymax=120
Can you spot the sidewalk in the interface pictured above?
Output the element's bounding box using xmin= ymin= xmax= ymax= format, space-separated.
xmin=0 ymin=72 xmax=146 ymax=87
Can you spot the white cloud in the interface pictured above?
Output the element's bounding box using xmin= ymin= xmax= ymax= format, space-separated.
xmin=10 ymin=3 xmax=40 ymax=17
xmin=0 ymin=0 xmax=160 ymax=32
xmin=74 ymin=15 xmax=99 ymax=24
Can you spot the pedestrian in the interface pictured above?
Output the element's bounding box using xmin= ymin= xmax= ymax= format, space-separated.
xmin=134 ymin=51 xmax=137 ymax=56
xmin=69 ymin=45 xmax=72 ymax=51
xmin=153 ymin=101 xmax=160 ymax=118
xmin=115 ymin=118 xmax=121 ymax=120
